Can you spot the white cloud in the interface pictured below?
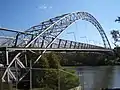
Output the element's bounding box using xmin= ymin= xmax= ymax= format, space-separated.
xmin=43 ymin=6 xmax=47 ymax=9
xmin=38 ymin=4 xmax=53 ymax=10
xmin=49 ymin=6 xmax=52 ymax=9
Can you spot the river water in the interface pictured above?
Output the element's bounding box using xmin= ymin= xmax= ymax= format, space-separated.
xmin=75 ymin=66 xmax=120 ymax=90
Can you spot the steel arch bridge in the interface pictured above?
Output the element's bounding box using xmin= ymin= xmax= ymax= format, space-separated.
xmin=0 ymin=12 xmax=112 ymax=83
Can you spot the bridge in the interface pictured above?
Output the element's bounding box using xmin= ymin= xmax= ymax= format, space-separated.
xmin=0 ymin=12 xmax=113 ymax=88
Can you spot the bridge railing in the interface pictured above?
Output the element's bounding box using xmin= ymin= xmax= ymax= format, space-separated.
xmin=0 ymin=28 xmax=106 ymax=49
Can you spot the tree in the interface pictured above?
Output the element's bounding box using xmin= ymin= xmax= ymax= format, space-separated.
xmin=109 ymin=17 xmax=120 ymax=64
xmin=18 ymin=52 xmax=80 ymax=90
xmin=42 ymin=53 xmax=79 ymax=90
xmin=46 ymin=52 xmax=61 ymax=69
xmin=60 ymin=69 xmax=79 ymax=90
xmin=32 ymin=56 xmax=50 ymax=88
xmin=110 ymin=17 xmax=120 ymax=46
xmin=110 ymin=30 xmax=120 ymax=46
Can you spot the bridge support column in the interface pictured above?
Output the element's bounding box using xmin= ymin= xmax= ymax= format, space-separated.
xmin=58 ymin=39 xmax=61 ymax=48
xmin=74 ymin=42 xmax=76 ymax=48
xmin=69 ymin=41 xmax=72 ymax=48
xmin=30 ymin=60 xmax=32 ymax=90
xmin=41 ymin=36 xmax=45 ymax=48
xmin=64 ymin=40 xmax=67 ymax=48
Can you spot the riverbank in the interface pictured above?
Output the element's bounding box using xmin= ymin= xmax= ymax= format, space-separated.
xmin=70 ymin=86 xmax=82 ymax=90
xmin=63 ymin=64 xmax=120 ymax=68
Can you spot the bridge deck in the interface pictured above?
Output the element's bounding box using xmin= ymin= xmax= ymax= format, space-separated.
xmin=0 ymin=47 xmax=113 ymax=52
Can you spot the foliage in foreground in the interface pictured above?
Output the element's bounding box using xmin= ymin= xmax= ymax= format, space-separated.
xmin=17 ymin=52 xmax=79 ymax=90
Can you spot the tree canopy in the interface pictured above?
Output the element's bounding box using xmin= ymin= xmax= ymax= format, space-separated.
xmin=17 ymin=52 xmax=79 ymax=90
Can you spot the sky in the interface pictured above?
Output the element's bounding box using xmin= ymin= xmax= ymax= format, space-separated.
xmin=0 ymin=0 xmax=120 ymax=48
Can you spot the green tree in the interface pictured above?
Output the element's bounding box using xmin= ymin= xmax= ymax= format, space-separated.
xmin=110 ymin=30 xmax=120 ymax=46
xmin=32 ymin=56 xmax=50 ymax=88
xmin=32 ymin=52 xmax=79 ymax=90
xmin=46 ymin=52 xmax=61 ymax=68
xmin=60 ymin=69 xmax=79 ymax=90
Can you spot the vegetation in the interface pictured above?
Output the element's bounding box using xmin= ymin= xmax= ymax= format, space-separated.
xmin=113 ymin=46 xmax=120 ymax=64
xmin=17 ymin=48 xmax=120 ymax=89
xmin=59 ymin=53 xmax=115 ymax=66
xmin=110 ymin=30 xmax=120 ymax=46
xmin=110 ymin=27 xmax=120 ymax=64
xmin=17 ymin=52 xmax=79 ymax=90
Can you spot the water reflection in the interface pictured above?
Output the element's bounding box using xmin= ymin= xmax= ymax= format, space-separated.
xmin=76 ymin=66 xmax=120 ymax=90
xmin=112 ymin=66 xmax=120 ymax=88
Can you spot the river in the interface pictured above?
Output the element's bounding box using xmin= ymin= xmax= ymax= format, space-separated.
xmin=75 ymin=66 xmax=120 ymax=90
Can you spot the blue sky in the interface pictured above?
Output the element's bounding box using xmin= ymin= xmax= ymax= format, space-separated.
xmin=0 ymin=0 xmax=120 ymax=47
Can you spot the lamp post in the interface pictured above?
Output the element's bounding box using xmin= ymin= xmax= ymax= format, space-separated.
xmin=66 ymin=32 xmax=76 ymax=41
xmin=80 ymin=36 xmax=88 ymax=44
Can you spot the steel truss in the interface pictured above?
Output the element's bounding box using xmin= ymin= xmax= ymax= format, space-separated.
xmin=0 ymin=12 xmax=111 ymax=84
